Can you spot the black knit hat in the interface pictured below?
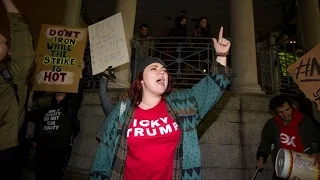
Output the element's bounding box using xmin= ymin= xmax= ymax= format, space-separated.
xmin=135 ymin=57 xmax=167 ymax=75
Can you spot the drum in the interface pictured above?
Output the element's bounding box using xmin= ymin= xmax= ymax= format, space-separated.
xmin=275 ymin=148 xmax=320 ymax=180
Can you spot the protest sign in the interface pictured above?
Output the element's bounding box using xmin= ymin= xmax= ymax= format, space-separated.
xmin=33 ymin=24 xmax=87 ymax=93
xmin=287 ymin=44 xmax=320 ymax=111
xmin=88 ymin=12 xmax=129 ymax=75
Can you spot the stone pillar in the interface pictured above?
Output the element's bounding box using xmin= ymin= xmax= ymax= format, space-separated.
xmin=107 ymin=0 xmax=137 ymax=88
xmin=229 ymin=0 xmax=263 ymax=93
xmin=297 ymin=0 xmax=320 ymax=121
xmin=62 ymin=0 xmax=82 ymax=26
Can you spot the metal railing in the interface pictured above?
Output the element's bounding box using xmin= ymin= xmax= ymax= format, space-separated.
xmin=256 ymin=34 xmax=304 ymax=95
xmin=82 ymin=37 xmax=220 ymax=89
xmin=131 ymin=37 xmax=217 ymax=87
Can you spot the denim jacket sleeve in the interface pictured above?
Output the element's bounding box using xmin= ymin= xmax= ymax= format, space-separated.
xmin=99 ymin=77 xmax=113 ymax=116
xmin=90 ymin=101 xmax=122 ymax=180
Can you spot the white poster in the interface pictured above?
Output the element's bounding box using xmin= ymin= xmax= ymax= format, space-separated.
xmin=88 ymin=12 xmax=129 ymax=75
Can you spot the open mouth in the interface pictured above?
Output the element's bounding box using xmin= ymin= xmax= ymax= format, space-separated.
xmin=156 ymin=77 xmax=165 ymax=86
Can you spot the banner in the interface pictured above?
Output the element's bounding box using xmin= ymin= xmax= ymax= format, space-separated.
xmin=33 ymin=24 xmax=87 ymax=93
xmin=287 ymin=44 xmax=320 ymax=111
xmin=88 ymin=12 xmax=129 ymax=75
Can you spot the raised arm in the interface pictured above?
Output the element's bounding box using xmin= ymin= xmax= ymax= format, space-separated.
xmin=2 ymin=0 xmax=19 ymax=13
xmin=3 ymin=0 xmax=36 ymax=82
xmin=168 ymin=26 xmax=234 ymax=126
xmin=99 ymin=77 xmax=113 ymax=116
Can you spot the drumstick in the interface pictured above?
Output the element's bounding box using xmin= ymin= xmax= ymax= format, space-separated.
xmin=251 ymin=168 xmax=260 ymax=180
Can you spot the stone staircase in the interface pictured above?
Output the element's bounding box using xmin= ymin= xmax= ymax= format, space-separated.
xmin=65 ymin=90 xmax=274 ymax=180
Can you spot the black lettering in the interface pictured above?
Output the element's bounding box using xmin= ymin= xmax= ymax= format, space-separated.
xmin=69 ymin=39 xmax=76 ymax=46
xmin=47 ymin=43 xmax=54 ymax=50
xmin=73 ymin=31 xmax=80 ymax=38
xmin=52 ymin=73 xmax=60 ymax=81
xmin=43 ymin=56 xmax=50 ymax=65
xmin=44 ymin=72 xmax=51 ymax=81
xmin=64 ymin=58 xmax=70 ymax=65
xmin=310 ymin=58 xmax=320 ymax=77
xmin=51 ymin=57 xmax=57 ymax=65
xmin=295 ymin=58 xmax=311 ymax=79
xmin=53 ymin=43 xmax=60 ymax=50
xmin=56 ymin=58 xmax=61 ymax=65
xmin=60 ymin=72 xmax=67 ymax=82
xmin=70 ymin=58 xmax=76 ymax=65
xmin=56 ymin=66 xmax=62 ymax=72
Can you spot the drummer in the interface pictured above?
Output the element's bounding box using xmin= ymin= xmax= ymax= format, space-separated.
xmin=255 ymin=95 xmax=320 ymax=179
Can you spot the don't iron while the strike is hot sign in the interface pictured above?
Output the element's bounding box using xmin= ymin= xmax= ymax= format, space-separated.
xmin=33 ymin=24 xmax=87 ymax=93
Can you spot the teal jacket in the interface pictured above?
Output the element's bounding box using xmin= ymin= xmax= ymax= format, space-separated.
xmin=91 ymin=69 xmax=232 ymax=180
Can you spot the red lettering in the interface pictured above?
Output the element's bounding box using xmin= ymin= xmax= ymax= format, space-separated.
xmin=49 ymin=29 xmax=56 ymax=36
xmin=57 ymin=30 xmax=64 ymax=36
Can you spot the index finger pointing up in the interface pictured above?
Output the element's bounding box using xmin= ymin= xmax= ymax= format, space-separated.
xmin=219 ymin=26 xmax=224 ymax=39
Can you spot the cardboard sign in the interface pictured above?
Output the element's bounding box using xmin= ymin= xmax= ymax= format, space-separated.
xmin=88 ymin=12 xmax=129 ymax=75
xmin=287 ymin=44 xmax=320 ymax=111
xmin=33 ymin=24 xmax=87 ymax=93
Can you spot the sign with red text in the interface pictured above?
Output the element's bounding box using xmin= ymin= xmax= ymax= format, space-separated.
xmin=287 ymin=44 xmax=320 ymax=111
xmin=33 ymin=24 xmax=87 ymax=93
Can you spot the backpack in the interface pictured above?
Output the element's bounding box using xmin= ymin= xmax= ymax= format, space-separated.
xmin=1 ymin=68 xmax=19 ymax=103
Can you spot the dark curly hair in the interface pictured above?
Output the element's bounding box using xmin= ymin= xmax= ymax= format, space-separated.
xmin=269 ymin=95 xmax=293 ymax=112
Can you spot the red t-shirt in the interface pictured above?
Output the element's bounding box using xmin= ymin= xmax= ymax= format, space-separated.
xmin=275 ymin=110 xmax=305 ymax=152
xmin=124 ymin=100 xmax=181 ymax=180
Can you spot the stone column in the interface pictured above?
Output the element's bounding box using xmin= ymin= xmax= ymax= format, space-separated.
xmin=107 ymin=0 xmax=137 ymax=88
xmin=297 ymin=0 xmax=320 ymax=121
xmin=229 ymin=0 xmax=263 ymax=93
xmin=62 ymin=0 xmax=82 ymax=26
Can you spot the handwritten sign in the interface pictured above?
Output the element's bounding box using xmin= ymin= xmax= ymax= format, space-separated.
xmin=287 ymin=44 xmax=320 ymax=111
xmin=88 ymin=12 xmax=129 ymax=75
xmin=33 ymin=24 xmax=87 ymax=93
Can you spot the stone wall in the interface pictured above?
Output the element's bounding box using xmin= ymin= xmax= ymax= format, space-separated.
xmin=65 ymin=90 xmax=274 ymax=180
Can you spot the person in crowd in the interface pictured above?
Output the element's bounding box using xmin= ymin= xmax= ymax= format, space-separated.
xmin=0 ymin=0 xmax=36 ymax=179
xmin=90 ymin=27 xmax=234 ymax=180
xmin=28 ymin=80 xmax=84 ymax=180
xmin=192 ymin=17 xmax=212 ymax=43
xmin=138 ymin=23 xmax=149 ymax=39
xmin=168 ymin=15 xmax=188 ymax=39
xmin=256 ymin=95 xmax=320 ymax=180
xmin=131 ymin=24 xmax=154 ymax=80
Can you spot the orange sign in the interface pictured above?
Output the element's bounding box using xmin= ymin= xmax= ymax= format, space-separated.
xmin=287 ymin=44 xmax=320 ymax=111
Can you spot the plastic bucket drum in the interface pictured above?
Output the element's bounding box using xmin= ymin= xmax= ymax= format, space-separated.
xmin=275 ymin=148 xmax=320 ymax=180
